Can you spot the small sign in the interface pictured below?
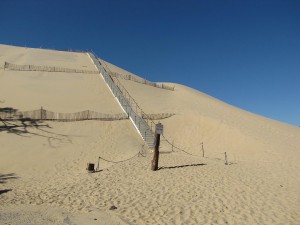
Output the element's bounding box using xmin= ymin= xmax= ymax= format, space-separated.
xmin=156 ymin=123 xmax=164 ymax=135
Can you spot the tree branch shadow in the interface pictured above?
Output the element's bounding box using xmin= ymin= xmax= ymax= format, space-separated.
xmin=0 ymin=189 xmax=12 ymax=195
xmin=0 ymin=117 xmax=73 ymax=147
xmin=0 ymin=173 xmax=18 ymax=183
xmin=0 ymin=173 xmax=18 ymax=196
xmin=1 ymin=118 xmax=50 ymax=137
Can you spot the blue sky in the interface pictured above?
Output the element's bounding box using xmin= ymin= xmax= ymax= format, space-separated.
xmin=0 ymin=0 xmax=299 ymax=126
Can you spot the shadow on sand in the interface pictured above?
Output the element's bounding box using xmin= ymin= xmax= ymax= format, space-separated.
xmin=0 ymin=173 xmax=18 ymax=196
xmin=0 ymin=117 xmax=72 ymax=147
xmin=0 ymin=117 xmax=51 ymax=137
xmin=159 ymin=163 xmax=207 ymax=170
xmin=0 ymin=189 xmax=12 ymax=195
xmin=0 ymin=173 xmax=18 ymax=184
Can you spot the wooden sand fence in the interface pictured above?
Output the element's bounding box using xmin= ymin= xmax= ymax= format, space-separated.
xmin=109 ymin=72 xmax=175 ymax=91
xmin=4 ymin=62 xmax=99 ymax=74
xmin=0 ymin=108 xmax=128 ymax=122
xmin=141 ymin=113 xmax=175 ymax=120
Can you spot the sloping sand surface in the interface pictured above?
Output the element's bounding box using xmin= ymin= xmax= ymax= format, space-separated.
xmin=0 ymin=45 xmax=122 ymax=113
xmin=1 ymin=44 xmax=300 ymax=225
xmin=0 ymin=44 xmax=94 ymax=70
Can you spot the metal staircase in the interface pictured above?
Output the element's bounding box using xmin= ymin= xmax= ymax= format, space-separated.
xmin=87 ymin=52 xmax=155 ymax=148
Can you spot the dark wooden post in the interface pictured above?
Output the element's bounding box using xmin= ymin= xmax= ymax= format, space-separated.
xmin=151 ymin=133 xmax=160 ymax=171
xmin=151 ymin=123 xmax=163 ymax=171
xmin=201 ymin=143 xmax=204 ymax=157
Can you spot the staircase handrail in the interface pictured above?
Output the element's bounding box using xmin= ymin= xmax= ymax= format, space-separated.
xmin=87 ymin=51 xmax=155 ymax=147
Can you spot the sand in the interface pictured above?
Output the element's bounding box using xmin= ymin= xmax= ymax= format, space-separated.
xmin=1 ymin=44 xmax=300 ymax=225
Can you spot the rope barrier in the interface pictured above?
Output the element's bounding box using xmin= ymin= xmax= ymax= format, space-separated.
xmin=162 ymin=138 xmax=204 ymax=157
xmin=95 ymin=145 xmax=149 ymax=171
xmin=98 ymin=153 xmax=139 ymax=164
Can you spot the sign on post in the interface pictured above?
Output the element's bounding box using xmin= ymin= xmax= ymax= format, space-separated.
xmin=155 ymin=123 xmax=164 ymax=135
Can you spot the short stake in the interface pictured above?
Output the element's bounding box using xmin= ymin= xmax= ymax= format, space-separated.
xmin=224 ymin=152 xmax=228 ymax=165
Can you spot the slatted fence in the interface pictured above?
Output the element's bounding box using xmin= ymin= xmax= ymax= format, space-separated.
xmin=4 ymin=62 xmax=98 ymax=74
xmin=109 ymin=71 xmax=175 ymax=91
xmin=141 ymin=113 xmax=175 ymax=120
xmin=0 ymin=108 xmax=128 ymax=121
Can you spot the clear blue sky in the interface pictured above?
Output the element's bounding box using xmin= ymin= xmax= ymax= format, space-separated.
xmin=1 ymin=0 xmax=299 ymax=126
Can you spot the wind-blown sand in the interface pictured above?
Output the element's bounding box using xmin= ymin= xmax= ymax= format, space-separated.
xmin=0 ymin=44 xmax=299 ymax=225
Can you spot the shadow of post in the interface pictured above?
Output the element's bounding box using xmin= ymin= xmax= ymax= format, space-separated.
xmin=158 ymin=163 xmax=207 ymax=170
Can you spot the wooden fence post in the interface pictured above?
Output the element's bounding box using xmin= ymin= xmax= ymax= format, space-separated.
xmin=40 ymin=107 xmax=43 ymax=120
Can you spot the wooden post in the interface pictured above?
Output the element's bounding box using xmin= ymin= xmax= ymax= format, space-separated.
xmin=96 ymin=157 xmax=100 ymax=172
xmin=151 ymin=132 xmax=160 ymax=171
xmin=40 ymin=107 xmax=43 ymax=120
xmin=201 ymin=143 xmax=204 ymax=157
xmin=224 ymin=152 xmax=228 ymax=165
xmin=151 ymin=123 xmax=163 ymax=171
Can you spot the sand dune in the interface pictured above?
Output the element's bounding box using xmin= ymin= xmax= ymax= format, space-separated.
xmin=0 ymin=45 xmax=122 ymax=113
xmin=1 ymin=44 xmax=299 ymax=225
